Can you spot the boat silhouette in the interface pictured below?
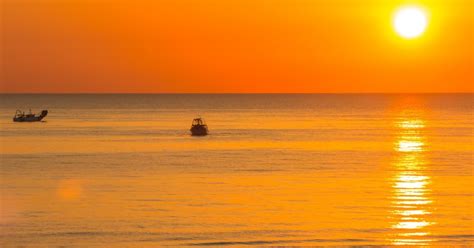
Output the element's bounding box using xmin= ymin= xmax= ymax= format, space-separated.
xmin=13 ymin=109 xmax=48 ymax=122
xmin=190 ymin=117 xmax=209 ymax=136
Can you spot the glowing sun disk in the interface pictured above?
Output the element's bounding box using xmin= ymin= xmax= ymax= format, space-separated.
xmin=394 ymin=7 xmax=428 ymax=39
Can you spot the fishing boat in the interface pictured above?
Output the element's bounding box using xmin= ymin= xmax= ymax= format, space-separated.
xmin=13 ymin=109 xmax=48 ymax=122
xmin=190 ymin=117 xmax=209 ymax=136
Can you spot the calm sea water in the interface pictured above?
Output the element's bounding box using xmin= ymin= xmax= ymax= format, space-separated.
xmin=0 ymin=94 xmax=473 ymax=247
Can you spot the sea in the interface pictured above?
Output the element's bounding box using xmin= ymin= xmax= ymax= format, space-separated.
xmin=0 ymin=94 xmax=473 ymax=247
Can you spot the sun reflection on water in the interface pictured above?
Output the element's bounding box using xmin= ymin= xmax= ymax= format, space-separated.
xmin=390 ymin=118 xmax=434 ymax=245
xmin=397 ymin=140 xmax=424 ymax=152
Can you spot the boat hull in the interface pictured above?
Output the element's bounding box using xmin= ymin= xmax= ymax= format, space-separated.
xmin=190 ymin=125 xmax=208 ymax=136
xmin=13 ymin=116 xmax=46 ymax=122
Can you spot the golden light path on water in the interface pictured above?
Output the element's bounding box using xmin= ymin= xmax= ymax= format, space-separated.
xmin=391 ymin=115 xmax=434 ymax=245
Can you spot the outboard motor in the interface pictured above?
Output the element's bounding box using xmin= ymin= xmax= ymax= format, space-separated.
xmin=40 ymin=110 xmax=48 ymax=118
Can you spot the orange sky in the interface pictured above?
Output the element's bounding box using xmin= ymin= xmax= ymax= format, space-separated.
xmin=0 ymin=0 xmax=472 ymax=93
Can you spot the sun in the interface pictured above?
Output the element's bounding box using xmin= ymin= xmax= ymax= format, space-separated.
xmin=393 ymin=7 xmax=428 ymax=39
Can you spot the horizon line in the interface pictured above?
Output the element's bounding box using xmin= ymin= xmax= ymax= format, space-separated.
xmin=1 ymin=92 xmax=473 ymax=95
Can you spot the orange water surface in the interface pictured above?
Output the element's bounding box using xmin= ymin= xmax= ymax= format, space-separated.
xmin=0 ymin=94 xmax=472 ymax=246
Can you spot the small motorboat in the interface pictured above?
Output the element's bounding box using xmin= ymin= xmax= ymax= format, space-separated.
xmin=190 ymin=117 xmax=209 ymax=136
xmin=13 ymin=109 xmax=48 ymax=122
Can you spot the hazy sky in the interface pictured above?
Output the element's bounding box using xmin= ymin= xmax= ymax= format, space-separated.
xmin=1 ymin=0 xmax=472 ymax=93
